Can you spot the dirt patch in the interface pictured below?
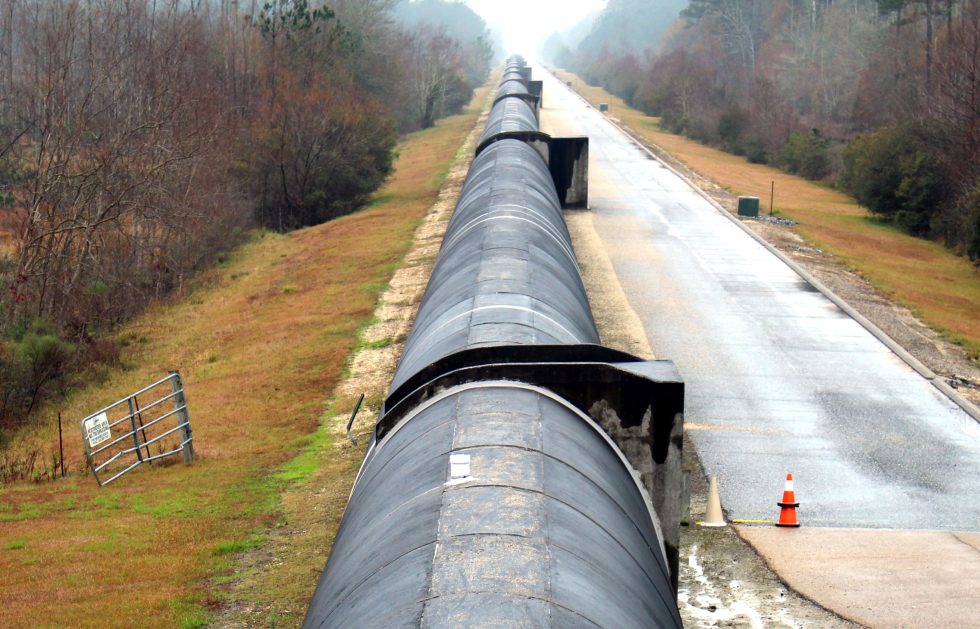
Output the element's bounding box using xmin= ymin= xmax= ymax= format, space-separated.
xmin=677 ymin=456 xmax=863 ymax=628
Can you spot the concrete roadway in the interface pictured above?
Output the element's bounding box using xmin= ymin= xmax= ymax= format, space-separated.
xmin=535 ymin=66 xmax=980 ymax=532
xmin=535 ymin=67 xmax=980 ymax=625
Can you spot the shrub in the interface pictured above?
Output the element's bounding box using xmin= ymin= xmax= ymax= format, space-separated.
xmin=247 ymin=83 xmax=397 ymax=231
xmin=781 ymin=129 xmax=831 ymax=180
xmin=841 ymin=125 xmax=946 ymax=236
xmin=970 ymin=212 xmax=980 ymax=265
xmin=717 ymin=107 xmax=749 ymax=154
xmin=957 ymin=183 xmax=980 ymax=264
xmin=685 ymin=115 xmax=718 ymax=145
xmin=632 ymin=81 xmax=672 ymax=117
xmin=0 ymin=320 xmax=75 ymax=427
xmin=746 ymin=141 xmax=769 ymax=164
xmin=0 ymin=343 xmax=29 ymax=425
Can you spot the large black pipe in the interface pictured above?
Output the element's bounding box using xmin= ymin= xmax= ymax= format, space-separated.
xmin=479 ymin=97 xmax=539 ymax=146
xmin=496 ymin=78 xmax=531 ymax=100
xmin=302 ymin=383 xmax=682 ymax=629
xmin=388 ymin=138 xmax=598 ymax=396
xmin=301 ymin=57 xmax=684 ymax=628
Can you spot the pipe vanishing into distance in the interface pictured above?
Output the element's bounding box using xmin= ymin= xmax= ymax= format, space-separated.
xmin=302 ymin=56 xmax=684 ymax=628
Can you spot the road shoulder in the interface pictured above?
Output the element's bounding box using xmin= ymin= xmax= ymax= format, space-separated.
xmin=738 ymin=527 xmax=980 ymax=628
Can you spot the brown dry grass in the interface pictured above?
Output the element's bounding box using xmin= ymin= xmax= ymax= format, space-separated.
xmin=0 ymin=89 xmax=487 ymax=629
xmin=555 ymin=69 xmax=980 ymax=356
xmin=209 ymin=83 xmax=493 ymax=629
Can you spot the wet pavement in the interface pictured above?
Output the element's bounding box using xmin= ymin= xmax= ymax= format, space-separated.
xmin=537 ymin=65 xmax=980 ymax=531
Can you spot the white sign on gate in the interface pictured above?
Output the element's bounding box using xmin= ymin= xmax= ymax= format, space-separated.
xmin=84 ymin=412 xmax=112 ymax=448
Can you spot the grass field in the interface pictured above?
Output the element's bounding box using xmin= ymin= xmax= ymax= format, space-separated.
xmin=0 ymin=89 xmax=487 ymax=629
xmin=555 ymin=69 xmax=980 ymax=358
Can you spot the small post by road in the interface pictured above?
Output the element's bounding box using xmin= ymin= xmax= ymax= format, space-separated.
xmin=58 ymin=411 xmax=64 ymax=478
xmin=347 ymin=393 xmax=365 ymax=447
xmin=770 ymin=180 xmax=775 ymax=216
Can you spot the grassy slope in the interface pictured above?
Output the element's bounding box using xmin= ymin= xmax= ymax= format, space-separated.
xmin=0 ymin=93 xmax=485 ymax=629
xmin=556 ymin=69 xmax=980 ymax=357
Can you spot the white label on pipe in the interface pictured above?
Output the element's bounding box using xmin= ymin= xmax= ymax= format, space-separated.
xmin=449 ymin=453 xmax=471 ymax=480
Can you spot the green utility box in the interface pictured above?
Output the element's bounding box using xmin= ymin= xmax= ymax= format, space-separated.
xmin=599 ymin=103 xmax=609 ymax=112
xmin=737 ymin=196 xmax=760 ymax=217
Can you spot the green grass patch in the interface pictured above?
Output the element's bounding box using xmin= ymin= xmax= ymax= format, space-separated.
xmin=6 ymin=538 xmax=26 ymax=550
xmin=431 ymin=163 xmax=452 ymax=188
xmin=367 ymin=193 xmax=395 ymax=208
xmin=0 ymin=501 xmax=42 ymax=521
xmin=274 ymin=423 xmax=333 ymax=485
xmin=357 ymin=336 xmax=395 ymax=351
xmin=131 ymin=486 xmax=221 ymax=519
xmin=214 ymin=535 xmax=267 ymax=556
xmin=89 ymin=493 xmax=121 ymax=513
xmin=81 ymin=532 xmax=131 ymax=553
xmin=171 ymin=597 xmax=211 ymax=629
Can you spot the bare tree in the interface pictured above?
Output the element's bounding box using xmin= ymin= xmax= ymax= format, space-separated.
xmin=408 ymin=26 xmax=466 ymax=129
xmin=0 ymin=0 xmax=492 ymax=426
xmin=4 ymin=1 xmax=248 ymax=330
xmin=930 ymin=0 xmax=980 ymax=185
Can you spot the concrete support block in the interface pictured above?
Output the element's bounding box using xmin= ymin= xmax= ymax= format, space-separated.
xmin=549 ymin=137 xmax=589 ymax=209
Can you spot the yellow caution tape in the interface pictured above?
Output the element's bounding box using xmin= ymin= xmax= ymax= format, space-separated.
xmin=730 ymin=518 xmax=776 ymax=524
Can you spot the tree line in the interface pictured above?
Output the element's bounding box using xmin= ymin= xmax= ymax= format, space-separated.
xmin=0 ymin=0 xmax=492 ymax=432
xmin=546 ymin=0 xmax=980 ymax=263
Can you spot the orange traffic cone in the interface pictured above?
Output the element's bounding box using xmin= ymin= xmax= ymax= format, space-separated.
xmin=775 ymin=473 xmax=800 ymax=528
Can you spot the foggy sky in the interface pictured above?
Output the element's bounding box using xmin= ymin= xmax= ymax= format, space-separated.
xmin=463 ymin=0 xmax=606 ymax=56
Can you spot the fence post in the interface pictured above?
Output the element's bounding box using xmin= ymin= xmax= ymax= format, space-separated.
xmin=133 ymin=396 xmax=153 ymax=462
xmin=168 ymin=371 xmax=195 ymax=463
xmin=127 ymin=397 xmax=144 ymax=463
xmin=58 ymin=412 xmax=65 ymax=478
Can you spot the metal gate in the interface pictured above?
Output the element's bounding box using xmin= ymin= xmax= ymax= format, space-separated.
xmin=80 ymin=371 xmax=194 ymax=486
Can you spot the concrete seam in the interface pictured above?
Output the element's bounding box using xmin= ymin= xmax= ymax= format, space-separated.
xmin=950 ymin=532 xmax=980 ymax=556
xmin=548 ymin=68 xmax=980 ymax=425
